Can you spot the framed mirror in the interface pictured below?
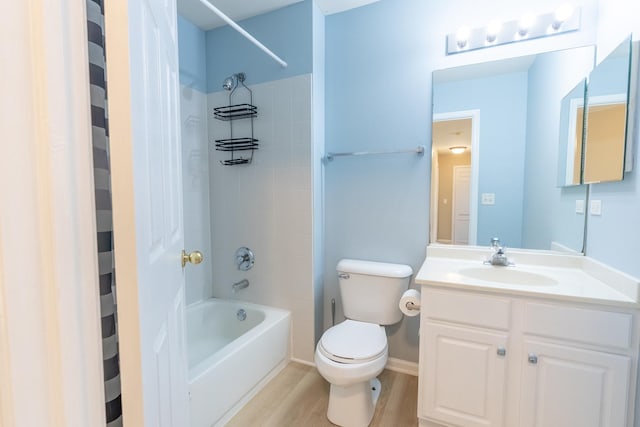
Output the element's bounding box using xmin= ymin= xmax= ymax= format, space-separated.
xmin=557 ymin=79 xmax=587 ymax=187
xmin=583 ymin=36 xmax=633 ymax=184
xmin=431 ymin=45 xmax=595 ymax=252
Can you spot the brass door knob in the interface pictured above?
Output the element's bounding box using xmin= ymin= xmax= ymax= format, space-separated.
xmin=181 ymin=250 xmax=203 ymax=268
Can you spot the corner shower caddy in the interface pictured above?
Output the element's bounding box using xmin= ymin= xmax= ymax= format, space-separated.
xmin=213 ymin=73 xmax=258 ymax=165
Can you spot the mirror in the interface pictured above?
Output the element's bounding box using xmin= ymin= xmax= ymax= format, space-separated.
xmin=557 ymin=79 xmax=587 ymax=187
xmin=583 ymin=36 xmax=633 ymax=183
xmin=431 ymin=45 xmax=595 ymax=252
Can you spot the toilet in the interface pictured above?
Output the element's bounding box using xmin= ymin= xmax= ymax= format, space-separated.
xmin=315 ymin=259 xmax=413 ymax=427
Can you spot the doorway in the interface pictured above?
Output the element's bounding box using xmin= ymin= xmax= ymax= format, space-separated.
xmin=430 ymin=110 xmax=479 ymax=245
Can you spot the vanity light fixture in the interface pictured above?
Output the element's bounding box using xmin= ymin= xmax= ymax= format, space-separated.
xmin=447 ymin=4 xmax=580 ymax=55
xmin=449 ymin=146 xmax=467 ymax=154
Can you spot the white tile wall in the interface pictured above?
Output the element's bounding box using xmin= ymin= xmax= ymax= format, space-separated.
xmin=208 ymin=74 xmax=315 ymax=362
xmin=180 ymin=85 xmax=213 ymax=305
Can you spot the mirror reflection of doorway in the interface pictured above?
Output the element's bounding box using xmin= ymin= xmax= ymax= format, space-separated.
xmin=431 ymin=115 xmax=475 ymax=245
xmin=452 ymin=165 xmax=471 ymax=244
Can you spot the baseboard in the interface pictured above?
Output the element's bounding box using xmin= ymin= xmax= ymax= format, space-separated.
xmin=290 ymin=357 xmax=418 ymax=377
xmin=290 ymin=357 xmax=316 ymax=368
xmin=385 ymin=357 xmax=419 ymax=376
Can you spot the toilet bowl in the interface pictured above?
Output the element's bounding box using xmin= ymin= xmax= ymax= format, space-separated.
xmin=315 ymin=259 xmax=413 ymax=427
xmin=315 ymin=320 xmax=388 ymax=427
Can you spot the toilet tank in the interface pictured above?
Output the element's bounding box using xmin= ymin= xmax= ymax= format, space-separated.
xmin=337 ymin=259 xmax=413 ymax=325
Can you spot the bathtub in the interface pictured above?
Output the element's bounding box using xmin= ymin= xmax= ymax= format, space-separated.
xmin=187 ymin=298 xmax=291 ymax=427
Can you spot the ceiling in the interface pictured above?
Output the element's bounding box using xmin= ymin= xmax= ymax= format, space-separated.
xmin=178 ymin=0 xmax=382 ymax=30
xmin=432 ymin=118 xmax=472 ymax=155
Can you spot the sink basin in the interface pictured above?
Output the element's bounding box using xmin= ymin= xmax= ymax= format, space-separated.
xmin=458 ymin=267 xmax=558 ymax=286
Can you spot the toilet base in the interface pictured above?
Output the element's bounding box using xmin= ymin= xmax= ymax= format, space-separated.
xmin=327 ymin=377 xmax=382 ymax=427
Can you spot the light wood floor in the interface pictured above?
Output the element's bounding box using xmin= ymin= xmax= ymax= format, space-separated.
xmin=227 ymin=362 xmax=419 ymax=427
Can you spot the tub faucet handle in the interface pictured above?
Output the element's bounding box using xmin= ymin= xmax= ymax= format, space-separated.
xmin=235 ymin=247 xmax=255 ymax=271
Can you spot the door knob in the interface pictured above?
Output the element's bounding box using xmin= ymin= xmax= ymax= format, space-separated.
xmin=182 ymin=250 xmax=203 ymax=268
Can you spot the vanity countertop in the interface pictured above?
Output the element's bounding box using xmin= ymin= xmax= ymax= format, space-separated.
xmin=416 ymin=245 xmax=640 ymax=308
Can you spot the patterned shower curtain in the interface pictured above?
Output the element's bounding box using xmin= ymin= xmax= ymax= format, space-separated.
xmin=86 ymin=1 xmax=123 ymax=425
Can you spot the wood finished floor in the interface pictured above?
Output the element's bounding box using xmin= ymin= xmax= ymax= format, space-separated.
xmin=227 ymin=362 xmax=419 ymax=427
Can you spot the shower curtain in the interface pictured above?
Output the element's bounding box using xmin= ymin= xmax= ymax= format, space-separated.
xmin=86 ymin=1 xmax=122 ymax=425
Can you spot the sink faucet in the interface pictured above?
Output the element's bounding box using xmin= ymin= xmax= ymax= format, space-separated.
xmin=486 ymin=237 xmax=512 ymax=266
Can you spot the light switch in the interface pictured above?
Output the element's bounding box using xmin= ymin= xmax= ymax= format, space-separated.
xmin=575 ymin=200 xmax=585 ymax=214
xmin=481 ymin=193 xmax=495 ymax=205
xmin=590 ymin=200 xmax=602 ymax=216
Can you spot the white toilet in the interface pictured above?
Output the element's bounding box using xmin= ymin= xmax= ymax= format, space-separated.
xmin=315 ymin=259 xmax=413 ymax=427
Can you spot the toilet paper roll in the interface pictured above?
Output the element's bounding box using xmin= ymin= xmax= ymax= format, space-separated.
xmin=399 ymin=289 xmax=421 ymax=317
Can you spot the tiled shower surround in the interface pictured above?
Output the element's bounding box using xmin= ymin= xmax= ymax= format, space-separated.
xmin=180 ymin=74 xmax=315 ymax=362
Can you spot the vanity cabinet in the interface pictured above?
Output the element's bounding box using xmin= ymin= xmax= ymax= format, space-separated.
xmin=418 ymin=288 xmax=639 ymax=427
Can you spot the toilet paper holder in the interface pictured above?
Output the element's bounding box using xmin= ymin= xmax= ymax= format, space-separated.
xmin=405 ymin=301 xmax=421 ymax=311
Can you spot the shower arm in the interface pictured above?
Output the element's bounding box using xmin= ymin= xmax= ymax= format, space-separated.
xmin=197 ymin=0 xmax=288 ymax=68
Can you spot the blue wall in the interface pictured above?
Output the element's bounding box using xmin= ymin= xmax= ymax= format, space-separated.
xmin=434 ymin=72 xmax=528 ymax=248
xmin=325 ymin=0 xmax=431 ymax=362
xmin=177 ymin=15 xmax=207 ymax=92
xmin=205 ymin=1 xmax=313 ymax=91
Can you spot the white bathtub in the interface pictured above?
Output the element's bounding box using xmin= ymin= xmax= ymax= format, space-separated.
xmin=187 ymin=298 xmax=291 ymax=427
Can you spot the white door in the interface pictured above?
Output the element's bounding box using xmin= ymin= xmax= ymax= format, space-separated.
xmin=452 ymin=166 xmax=471 ymax=244
xmin=105 ymin=0 xmax=189 ymax=426
xmin=421 ymin=322 xmax=508 ymax=427
xmin=519 ymin=340 xmax=631 ymax=427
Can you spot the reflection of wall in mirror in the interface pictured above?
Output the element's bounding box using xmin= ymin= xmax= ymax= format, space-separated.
xmin=433 ymin=72 xmax=527 ymax=247
xmin=584 ymin=103 xmax=627 ymax=182
xmin=437 ymin=152 xmax=471 ymax=242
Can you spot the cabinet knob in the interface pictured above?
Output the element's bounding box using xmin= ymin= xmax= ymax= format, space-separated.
xmin=528 ymin=353 xmax=538 ymax=364
xmin=497 ymin=347 xmax=506 ymax=356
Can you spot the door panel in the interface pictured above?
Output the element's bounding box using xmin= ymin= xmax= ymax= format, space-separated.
xmin=422 ymin=322 xmax=508 ymax=427
xmin=108 ymin=0 xmax=188 ymax=424
xmin=452 ymin=166 xmax=471 ymax=244
xmin=520 ymin=340 xmax=631 ymax=427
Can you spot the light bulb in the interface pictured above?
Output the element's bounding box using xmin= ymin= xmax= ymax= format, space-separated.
xmin=518 ymin=13 xmax=535 ymax=37
xmin=486 ymin=21 xmax=502 ymax=43
xmin=449 ymin=146 xmax=467 ymax=154
xmin=456 ymin=26 xmax=470 ymax=49
xmin=553 ymin=4 xmax=574 ymax=30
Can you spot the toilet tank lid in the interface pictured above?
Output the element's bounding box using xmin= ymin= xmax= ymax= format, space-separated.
xmin=337 ymin=259 xmax=413 ymax=278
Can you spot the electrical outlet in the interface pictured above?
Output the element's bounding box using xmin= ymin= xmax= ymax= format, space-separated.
xmin=590 ymin=200 xmax=602 ymax=216
xmin=575 ymin=200 xmax=585 ymax=214
xmin=481 ymin=193 xmax=495 ymax=205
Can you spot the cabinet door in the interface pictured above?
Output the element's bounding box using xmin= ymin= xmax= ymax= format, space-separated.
xmin=519 ymin=340 xmax=631 ymax=427
xmin=421 ymin=322 xmax=508 ymax=427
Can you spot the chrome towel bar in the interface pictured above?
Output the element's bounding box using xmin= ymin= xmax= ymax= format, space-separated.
xmin=325 ymin=145 xmax=425 ymax=162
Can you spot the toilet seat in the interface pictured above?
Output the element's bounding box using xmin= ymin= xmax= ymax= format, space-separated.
xmin=319 ymin=320 xmax=387 ymax=364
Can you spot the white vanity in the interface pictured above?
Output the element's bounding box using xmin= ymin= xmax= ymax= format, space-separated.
xmin=415 ymin=245 xmax=640 ymax=427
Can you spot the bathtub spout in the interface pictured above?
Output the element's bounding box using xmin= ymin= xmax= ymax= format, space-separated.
xmin=232 ymin=279 xmax=250 ymax=292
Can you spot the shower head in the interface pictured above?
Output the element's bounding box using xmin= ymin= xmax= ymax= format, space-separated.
xmin=222 ymin=76 xmax=234 ymax=91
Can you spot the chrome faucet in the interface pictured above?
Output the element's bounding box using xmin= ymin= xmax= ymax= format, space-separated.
xmin=485 ymin=237 xmax=512 ymax=266
xmin=232 ymin=278 xmax=250 ymax=292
